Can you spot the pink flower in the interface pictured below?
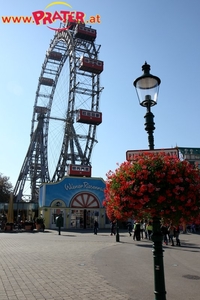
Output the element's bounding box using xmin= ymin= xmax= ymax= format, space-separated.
xmin=140 ymin=184 xmax=147 ymax=193
xmin=148 ymin=183 xmax=155 ymax=193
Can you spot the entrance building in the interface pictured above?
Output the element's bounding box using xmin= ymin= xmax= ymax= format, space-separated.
xmin=39 ymin=176 xmax=109 ymax=229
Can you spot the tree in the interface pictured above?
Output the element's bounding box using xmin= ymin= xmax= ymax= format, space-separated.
xmin=0 ymin=173 xmax=13 ymax=203
xmin=103 ymin=153 xmax=200 ymax=224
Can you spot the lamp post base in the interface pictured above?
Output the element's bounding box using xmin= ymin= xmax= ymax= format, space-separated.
xmin=151 ymin=217 xmax=166 ymax=300
xmin=116 ymin=222 xmax=120 ymax=242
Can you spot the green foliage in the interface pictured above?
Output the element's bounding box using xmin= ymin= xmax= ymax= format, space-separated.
xmin=0 ymin=173 xmax=13 ymax=203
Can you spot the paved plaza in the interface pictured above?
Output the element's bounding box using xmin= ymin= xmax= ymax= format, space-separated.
xmin=0 ymin=229 xmax=200 ymax=300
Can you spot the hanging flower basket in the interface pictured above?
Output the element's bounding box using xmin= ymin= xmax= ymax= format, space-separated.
xmin=104 ymin=152 xmax=200 ymax=224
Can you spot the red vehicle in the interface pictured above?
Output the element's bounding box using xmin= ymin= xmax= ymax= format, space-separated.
xmin=48 ymin=51 xmax=62 ymax=61
xmin=67 ymin=21 xmax=77 ymax=29
xmin=67 ymin=20 xmax=84 ymax=30
xmin=79 ymin=56 xmax=103 ymax=74
xmin=76 ymin=109 xmax=102 ymax=125
xmin=67 ymin=164 xmax=92 ymax=177
xmin=39 ymin=77 xmax=54 ymax=86
xmin=74 ymin=24 xmax=96 ymax=41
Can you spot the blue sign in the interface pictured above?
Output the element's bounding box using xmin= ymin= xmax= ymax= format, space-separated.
xmin=39 ymin=176 xmax=105 ymax=207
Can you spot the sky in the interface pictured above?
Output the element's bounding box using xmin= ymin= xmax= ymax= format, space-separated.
xmin=1 ymin=0 xmax=200 ymax=193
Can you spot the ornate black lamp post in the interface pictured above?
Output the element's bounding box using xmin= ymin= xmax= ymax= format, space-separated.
xmin=133 ymin=62 xmax=161 ymax=150
xmin=133 ymin=63 xmax=166 ymax=300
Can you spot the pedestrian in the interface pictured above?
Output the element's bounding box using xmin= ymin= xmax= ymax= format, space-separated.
xmin=161 ymin=224 xmax=168 ymax=245
xmin=140 ymin=221 xmax=144 ymax=239
xmin=146 ymin=221 xmax=153 ymax=240
xmin=94 ymin=220 xmax=98 ymax=235
xmin=110 ymin=220 xmax=116 ymax=236
xmin=56 ymin=214 xmax=63 ymax=235
xmin=191 ymin=224 xmax=196 ymax=233
xmin=143 ymin=220 xmax=148 ymax=239
xmin=127 ymin=221 xmax=133 ymax=236
xmin=133 ymin=221 xmax=141 ymax=241
xmin=174 ymin=225 xmax=181 ymax=246
xmin=168 ymin=224 xmax=175 ymax=246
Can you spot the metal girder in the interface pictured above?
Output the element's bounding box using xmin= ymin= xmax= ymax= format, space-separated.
xmin=13 ymin=114 xmax=49 ymax=202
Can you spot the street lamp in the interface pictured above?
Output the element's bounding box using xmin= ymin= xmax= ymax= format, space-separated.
xmin=134 ymin=63 xmax=166 ymax=300
xmin=133 ymin=62 xmax=161 ymax=150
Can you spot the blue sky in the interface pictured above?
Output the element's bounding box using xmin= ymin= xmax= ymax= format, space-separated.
xmin=1 ymin=0 xmax=200 ymax=190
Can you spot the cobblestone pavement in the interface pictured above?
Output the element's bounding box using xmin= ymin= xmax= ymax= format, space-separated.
xmin=95 ymin=232 xmax=200 ymax=300
xmin=0 ymin=229 xmax=200 ymax=300
xmin=0 ymin=230 xmax=131 ymax=300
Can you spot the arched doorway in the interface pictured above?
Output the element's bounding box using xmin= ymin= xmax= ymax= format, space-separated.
xmin=70 ymin=192 xmax=100 ymax=229
xmin=50 ymin=200 xmax=66 ymax=229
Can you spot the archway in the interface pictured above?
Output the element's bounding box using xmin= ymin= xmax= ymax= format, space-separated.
xmin=70 ymin=192 xmax=100 ymax=229
xmin=50 ymin=199 xmax=66 ymax=229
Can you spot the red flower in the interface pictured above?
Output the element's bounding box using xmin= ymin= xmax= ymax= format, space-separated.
xmin=157 ymin=195 xmax=166 ymax=203
xmin=104 ymin=153 xmax=200 ymax=223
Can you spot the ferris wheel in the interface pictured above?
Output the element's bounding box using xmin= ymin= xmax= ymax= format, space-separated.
xmin=14 ymin=23 xmax=103 ymax=202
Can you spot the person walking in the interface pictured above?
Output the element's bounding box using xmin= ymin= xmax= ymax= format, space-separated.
xmin=94 ymin=220 xmax=98 ymax=235
xmin=140 ymin=221 xmax=145 ymax=239
xmin=143 ymin=220 xmax=148 ymax=239
xmin=146 ymin=221 xmax=153 ymax=240
xmin=127 ymin=221 xmax=133 ymax=236
xmin=168 ymin=224 xmax=175 ymax=246
xmin=133 ymin=221 xmax=141 ymax=241
xmin=174 ymin=225 xmax=181 ymax=246
xmin=110 ymin=221 xmax=116 ymax=236
xmin=161 ymin=224 xmax=168 ymax=245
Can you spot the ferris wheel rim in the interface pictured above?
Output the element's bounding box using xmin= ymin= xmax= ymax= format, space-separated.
xmin=31 ymin=26 xmax=102 ymax=182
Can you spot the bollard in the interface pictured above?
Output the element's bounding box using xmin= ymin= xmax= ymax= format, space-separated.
xmin=116 ymin=222 xmax=120 ymax=242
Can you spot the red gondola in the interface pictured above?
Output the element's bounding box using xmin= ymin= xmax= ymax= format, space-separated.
xmin=67 ymin=19 xmax=84 ymax=30
xmin=74 ymin=24 xmax=96 ymax=41
xmin=67 ymin=164 xmax=92 ymax=177
xmin=76 ymin=109 xmax=102 ymax=125
xmin=48 ymin=51 xmax=62 ymax=61
xmin=79 ymin=56 xmax=103 ymax=74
